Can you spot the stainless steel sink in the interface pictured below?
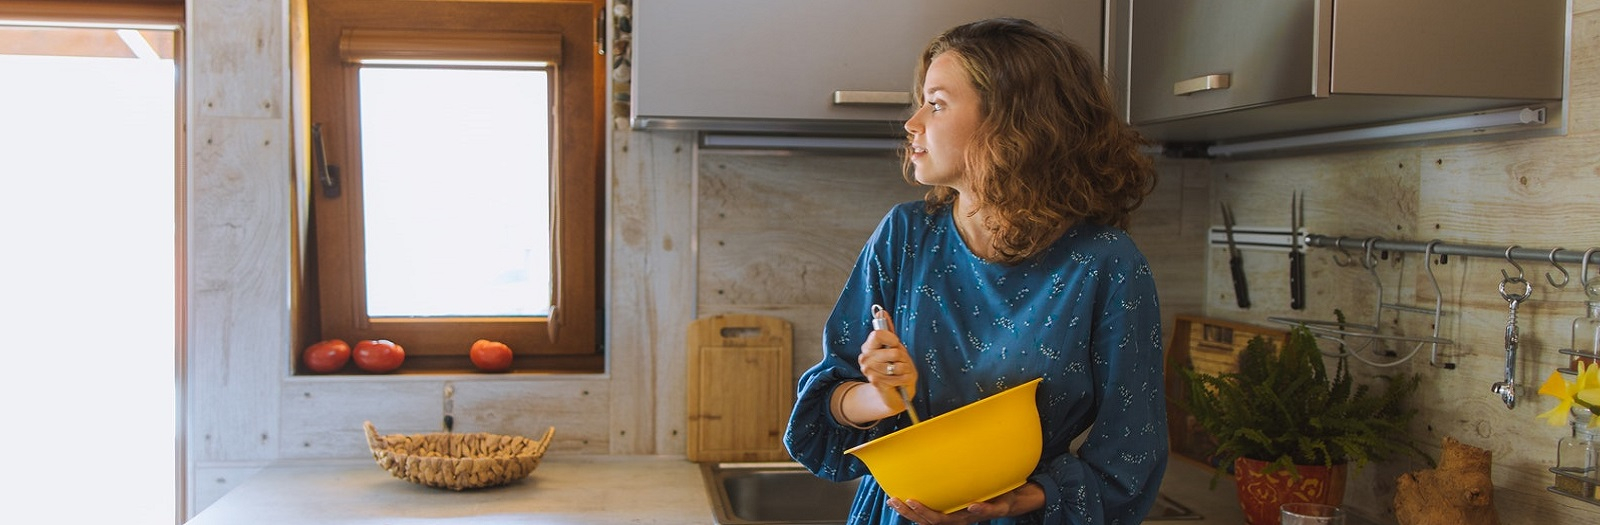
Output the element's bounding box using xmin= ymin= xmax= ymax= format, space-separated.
xmin=701 ymin=462 xmax=859 ymax=524
xmin=700 ymin=461 xmax=1200 ymax=523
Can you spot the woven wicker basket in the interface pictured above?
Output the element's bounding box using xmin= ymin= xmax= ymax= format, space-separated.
xmin=364 ymin=420 xmax=555 ymax=490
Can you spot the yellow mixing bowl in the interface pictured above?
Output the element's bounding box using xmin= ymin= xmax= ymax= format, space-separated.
xmin=845 ymin=377 xmax=1044 ymax=514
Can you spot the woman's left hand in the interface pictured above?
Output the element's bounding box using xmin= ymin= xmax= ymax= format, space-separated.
xmin=885 ymin=482 xmax=1043 ymax=524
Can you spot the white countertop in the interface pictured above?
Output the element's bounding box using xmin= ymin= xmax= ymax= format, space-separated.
xmin=184 ymin=453 xmax=1368 ymax=525
xmin=184 ymin=455 xmax=711 ymax=525
xmin=1156 ymin=457 xmax=1246 ymax=524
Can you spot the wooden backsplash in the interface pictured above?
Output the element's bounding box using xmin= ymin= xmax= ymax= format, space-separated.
xmin=1193 ymin=16 xmax=1600 ymax=518
xmin=1204 ymin=146 xmax=1600 ymax=522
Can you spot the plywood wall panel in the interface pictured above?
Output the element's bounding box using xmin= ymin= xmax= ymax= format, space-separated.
xmin=278 ymin=379 xmax=442 ymax=459
xmin=1209 ymin=149 xmax=1421 ymax=323
xmin=607 ymin=128 xmax=697 ymax=454
xmin=452 ymin=379 xmax=611 ymax=454
xmin=278 ymin=377 xmax=612 ymax=459
xmin=186 ymin=115 xmax=290 ymax=465
xmin=186 ymin=2 xmax=294 ymax=517
xmin=190 ymin=0 xmax=285 ymax=119
xmin=697 ymin=152 xmax=921 ymax=309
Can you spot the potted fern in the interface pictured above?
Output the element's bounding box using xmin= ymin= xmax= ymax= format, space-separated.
xmin=1173 ymin=324 xmax=1430 ymax=525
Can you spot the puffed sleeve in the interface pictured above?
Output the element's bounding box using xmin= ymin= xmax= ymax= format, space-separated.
xmin=1026 ymin=258 xmax=1168 ymax=525
xmin=784 ymin=209 xmax=904 ymax=482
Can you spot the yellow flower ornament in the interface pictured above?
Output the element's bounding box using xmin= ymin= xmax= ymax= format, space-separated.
xmin=1538 ymin=361 xmax=1600 ymax=427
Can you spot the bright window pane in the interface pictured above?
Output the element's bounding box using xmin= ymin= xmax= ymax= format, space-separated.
xmin=358 ymin=67 xmax=552 ymax=317
xmin=0 ymin=26 xmax=176 ymax=524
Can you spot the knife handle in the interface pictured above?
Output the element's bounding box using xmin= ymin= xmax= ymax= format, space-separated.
xmin=1230 ymin=255 xmax=1251 ymax=308
xmin=1289 ymin=252 xmax=1306 ymax=310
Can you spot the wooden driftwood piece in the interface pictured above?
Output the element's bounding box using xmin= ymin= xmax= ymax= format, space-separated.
xmin=1393 ymin=437 xmax=1500 ymax=525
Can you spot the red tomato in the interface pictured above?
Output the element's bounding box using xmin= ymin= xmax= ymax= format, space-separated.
xmin=301 ymin=339 xmax=350 ymax=373
xmin=470 ymin=339 xmax=514 ymax=372
xmin=353 ymin=339 xmax=405 ymax=373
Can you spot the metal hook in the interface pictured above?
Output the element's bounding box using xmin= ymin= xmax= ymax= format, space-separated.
xmin=1500 ymin=245 xmax=1525 ymax=281
xmin=1424 ymin=240 xmax=1444 ymax=294
xmin=1332 ymin=237 xmax=1356 ymax=267
xmin=1546 ymin=247 xmax=1570 ymax=289
xmin=1582 ymin=248 xmax=1600 ymax=298
xmin=1361 ymin=237 xmax=1382 ymax=269
xmin=1423 ymin=240 xmax=1454 ymax=369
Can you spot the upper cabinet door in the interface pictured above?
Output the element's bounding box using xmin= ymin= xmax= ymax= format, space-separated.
xmin=631 ymin=0 xmax=1103 ymax=134
xmin=1116 ymin=0 xmax=1565 ymax=145
xmin=1126 ymin=0 xmax=1326 ymax=126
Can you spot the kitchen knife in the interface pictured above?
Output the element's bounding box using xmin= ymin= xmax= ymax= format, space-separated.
xmin=1290 ymin=192 xmax=1306 ymax=310
xmin=1222 ymin=204 xmax=1250 ymax=308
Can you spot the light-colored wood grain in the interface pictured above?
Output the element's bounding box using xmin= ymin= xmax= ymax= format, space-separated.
xmin=186 ymin=2 xmax=294 ymax=518
xmin=1199 ymin=12 xmax=1600 ymax=522
xmin=607 ymin=128 xmax=697 ymax=455
xmin=187 ymin=113 xmax=291 ymax=468
xmin=278 ymin=377 xmax=612 ymax=459
xmin=697 ymin=151 xmax=923 ymax=308
xmin=699 ymin=304 xmax=832 ymax=394
xmin=449 ymin=379 xmax=610 ymax=453
xmin=686 ymin=314 xmax=793 ymax=462
xmin=190 ymin=0 xmax=283 ymax=119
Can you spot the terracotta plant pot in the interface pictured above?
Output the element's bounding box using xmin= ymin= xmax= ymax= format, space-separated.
xmin=1233 ymin=457 xmax=1348 ymax=525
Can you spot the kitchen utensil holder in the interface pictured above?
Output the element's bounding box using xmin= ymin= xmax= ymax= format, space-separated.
xmin=1271 ymin=238 xmax=1453 ymax=368
xmin=1283 ymin=236 xmax=1600 ymax=371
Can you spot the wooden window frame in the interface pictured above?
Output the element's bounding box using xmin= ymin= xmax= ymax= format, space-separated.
xmin=0 ymin=0 xmax=182 ymax=27
xmin=304 ymin=0 xmax=601 ymax=373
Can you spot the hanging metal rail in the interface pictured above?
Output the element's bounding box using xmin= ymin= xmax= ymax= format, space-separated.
xmin=1305 ymin=235 xmax=1600 ymax=280
xmin=1287 ymin=235 xmax=1600 ymax=377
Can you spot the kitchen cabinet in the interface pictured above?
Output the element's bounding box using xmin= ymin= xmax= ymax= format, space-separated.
xmin=630 ymin=0 xmax=1102 ymax=135
xmin=1111 ymin=0 xmax=1566 ymax=145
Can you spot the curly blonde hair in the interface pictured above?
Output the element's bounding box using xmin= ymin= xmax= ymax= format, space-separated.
xmin=906 ymin=18 xmax=1156 ymax=264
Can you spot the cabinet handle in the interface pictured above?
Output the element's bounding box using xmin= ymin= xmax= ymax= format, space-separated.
xmin=832 ymin=90 xmax=913 ymax=106
xmin=1173 ymin=74 xmax=1231 ymax=96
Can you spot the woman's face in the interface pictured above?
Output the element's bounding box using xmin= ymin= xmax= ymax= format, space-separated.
xmin=905 ymin=52 xmax=981 ymax=190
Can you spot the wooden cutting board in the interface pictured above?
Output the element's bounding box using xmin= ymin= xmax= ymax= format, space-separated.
xmin=686 ymin=314 xmax=794 ymax=462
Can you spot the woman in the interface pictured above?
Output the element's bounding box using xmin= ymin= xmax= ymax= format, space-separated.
xmin=784 ymin=18 xmax=1166 ymax=525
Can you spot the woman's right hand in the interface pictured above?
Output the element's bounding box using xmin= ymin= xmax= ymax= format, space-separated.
xmin=858 ymin=308 xmax=917 ymax=413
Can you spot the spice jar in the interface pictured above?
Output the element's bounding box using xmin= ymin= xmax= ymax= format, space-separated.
xmin=1556 ymin=418 xmax=1600 ymax=498
xmin=1571 ymin=300 xmax=1600 ymax=370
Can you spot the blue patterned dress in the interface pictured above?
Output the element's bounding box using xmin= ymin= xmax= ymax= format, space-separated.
xmin=785 ymin=202 xmax=1168 ymax=525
